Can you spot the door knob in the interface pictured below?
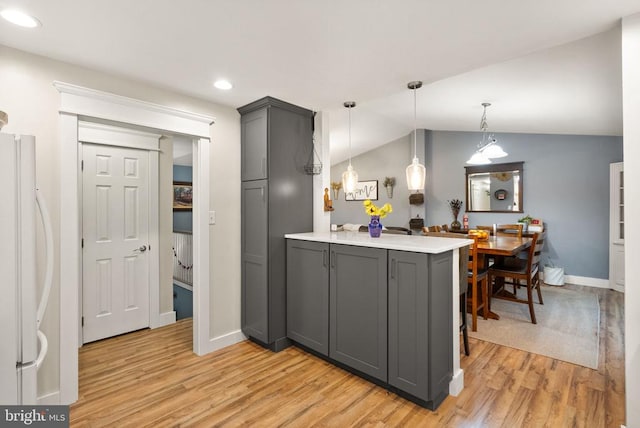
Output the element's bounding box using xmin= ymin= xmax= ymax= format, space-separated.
xmin=134 ymin=245 xmax=147 ymax=253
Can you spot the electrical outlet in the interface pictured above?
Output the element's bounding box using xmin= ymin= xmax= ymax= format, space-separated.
xmin=209 ymin=210 xmax=216 ymax=225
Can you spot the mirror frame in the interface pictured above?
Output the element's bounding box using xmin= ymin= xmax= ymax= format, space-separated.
xmin=465 ymin=161 xmax=524 ymax=213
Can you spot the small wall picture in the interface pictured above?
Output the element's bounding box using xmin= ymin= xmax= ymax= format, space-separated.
xmin=345 ymin=180 xmax=378 ymax=201
xmin=173 ymin=181 xmax=193 ymax=211
xmin=494 ymin=189 xmax=508 ymax=200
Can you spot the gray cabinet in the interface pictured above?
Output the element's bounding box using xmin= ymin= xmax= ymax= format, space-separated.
xmin=388 ymin=250 xmax=453 ymax=408
xmin=285 ymin=238 xmax=455 ymax=410
xmin=239 ymin=97 xmax=313 ymax=351
xmin=426 ymin=251 xmax=454 ymax=404
xmin=241 ymin=180 xmax=269 ymax=343
xmin=241 ymin=108 xmax=268 ymax=181
xmin=330 ymin=244 xmax=388 ymax=382
xmin=286 ymin=240 xmax=329 ymax=355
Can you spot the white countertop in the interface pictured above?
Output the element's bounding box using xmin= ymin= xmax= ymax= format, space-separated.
xmin=285 ymin=231 xmax=472 ymax=254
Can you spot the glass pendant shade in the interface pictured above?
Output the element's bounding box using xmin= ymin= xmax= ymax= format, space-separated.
xmin=466 ymin=151 xmax=491 ymax=165
xmin=482 ymin=142 xmax=508 ymax=158
xmin=467 ymin=102 xmax=507 ymax=164
xmin=406 ymin=81 xmax=425 ymax=191
xmin=406 ymin=157 xmax=426 ymax=191
xmin=342 ymin=164 xmax=358 ymax=194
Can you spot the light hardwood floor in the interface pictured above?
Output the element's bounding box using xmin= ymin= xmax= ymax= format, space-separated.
xmin=71 ymin=285 xmax=624 ymax=427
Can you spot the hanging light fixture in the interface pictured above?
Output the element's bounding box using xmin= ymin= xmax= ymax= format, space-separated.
xmin=342 ymin=101 xmax=359 ymax=194
xmin=466 ymin=102 xmax=508 ymax=164
xmin=406 ymin=81 xmax=426 ymax=191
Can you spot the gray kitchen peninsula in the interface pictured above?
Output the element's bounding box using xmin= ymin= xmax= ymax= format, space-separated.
xmin=285 ymin=231 xmax=471 ymax=410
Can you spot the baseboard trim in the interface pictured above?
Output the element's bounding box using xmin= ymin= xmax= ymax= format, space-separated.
xmin=541 ymin=272 xmax=610 ymax=289
xmin=565 ymin=275 xmax=609 ymax=288
xmin=37 ymin=391 xmax=60 ymax=405
xmin=151 ymin=311 xmax=176 ymax=329
xmin=199 ymin=329 xmax=247 ymax=355
xmin=449 ymin=368 xmax=464 ymax=396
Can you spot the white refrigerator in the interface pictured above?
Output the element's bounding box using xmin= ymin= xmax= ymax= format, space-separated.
xmin=0 ymin=133 xmax=52 ymax=405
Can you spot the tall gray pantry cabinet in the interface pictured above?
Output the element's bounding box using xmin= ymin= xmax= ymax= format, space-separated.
xmin=238 ymin=97 xmax=313 ymax=352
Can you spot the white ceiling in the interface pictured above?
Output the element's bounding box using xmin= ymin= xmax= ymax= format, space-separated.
xmin=1 ymin=0 xmax=637 ymax=164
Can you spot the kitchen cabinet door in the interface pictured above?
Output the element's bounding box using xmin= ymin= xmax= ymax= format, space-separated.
xmin=241 ymin=180 xmax=269 ymax=343
xmin=329 ymin=244 xmax=387 ymax=381
xmin=286 ymin=240 xmax=329 ymax=355
xmin=388 ymin=250 xmax=430 ymax=400
xmin=388 ymin=250 xmax=453 ymax=408
xmin=241 ymin=108 xmax=268 ymax=181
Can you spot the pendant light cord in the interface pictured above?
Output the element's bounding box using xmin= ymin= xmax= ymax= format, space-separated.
xmin=343 ymin=101 xmax=356 ymax=167
xmin=413 ymin=86 xmax=417 ymax=158
xmin=348 ymin=105 xmax=352 ymax=166
xmin=407 ymin=81 xmax=422 ymax=158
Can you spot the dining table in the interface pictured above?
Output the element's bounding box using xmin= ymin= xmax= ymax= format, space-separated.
xmin=475 ymin=235 xmax=533 ymax=320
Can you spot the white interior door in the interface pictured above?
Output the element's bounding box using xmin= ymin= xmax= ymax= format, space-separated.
xmin=82 ymin=143 xmax=151 ymax=343
xmin=609 ymin=162 xmax=624 ymax=293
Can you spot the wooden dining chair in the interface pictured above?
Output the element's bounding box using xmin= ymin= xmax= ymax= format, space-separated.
xmin=424 ymin=232 xmax=488 ymax=333
xmin=425 ymin=224 xmax=450 ymax=232
xmin=488 ymin=232 xmax=545 ymax=324
xmin=496 ymin=223 xmax=523 ymax=237
xmin=475 ymin=224 xmax=523 ymax=237
xmin=497 ymin=223 xmax=526 ymax=291
xmin=476 ymin=225 xmax=494 ymax=235
xmin=425 ymin=225 xmax=443 ymax=232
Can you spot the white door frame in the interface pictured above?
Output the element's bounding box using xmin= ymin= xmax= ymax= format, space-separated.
xmin=55 ymin=81 xmax=214 ymax=404
xmin=609 ymin=161 xmax=625 ymax=293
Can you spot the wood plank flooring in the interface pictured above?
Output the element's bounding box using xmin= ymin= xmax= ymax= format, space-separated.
xmin=70 ymin=285 xmax=625 ymax=427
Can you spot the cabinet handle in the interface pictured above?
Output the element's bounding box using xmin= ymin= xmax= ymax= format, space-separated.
xmin=330 ymin=251 xmax=335 ymax=269
xmin=323 ymin=250 xmax=327 ymax=268
xmin=391 ymin=258 xmax=397 ymax=279
xmin=261 ymin=187 xmax=265 ymax=202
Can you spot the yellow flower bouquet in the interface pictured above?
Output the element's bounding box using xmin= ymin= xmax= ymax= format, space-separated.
xmin=363 ymin=199 xmax=393 ymax=218
xmin=363 ymin=199 xmax=392 ymax=237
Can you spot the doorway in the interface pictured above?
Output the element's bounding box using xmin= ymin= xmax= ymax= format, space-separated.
xmin=172 ymin=136 xmax=195 ymax=322
xmin=56 ymin=81 xmax=213 ymax=404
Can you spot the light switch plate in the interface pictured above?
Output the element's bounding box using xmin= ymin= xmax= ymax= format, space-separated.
xmin=209 ymin=210 xmax=216 ymax=225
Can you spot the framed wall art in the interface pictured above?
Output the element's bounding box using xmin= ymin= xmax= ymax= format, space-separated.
xmin=173 ymin=181 xmax=193 ymax=211
xmin=345 ymin=180 xmax=378 ymax=201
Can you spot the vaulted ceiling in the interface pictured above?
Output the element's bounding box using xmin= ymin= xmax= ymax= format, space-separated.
xmin=1 ymin=0 xmax=637 ymax=163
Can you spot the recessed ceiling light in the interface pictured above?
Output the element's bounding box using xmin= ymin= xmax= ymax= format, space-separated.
xmin=214 ymin=80 xmax=233 ymax=90
xmin=1 ymin=9 xmax=41 ymax=28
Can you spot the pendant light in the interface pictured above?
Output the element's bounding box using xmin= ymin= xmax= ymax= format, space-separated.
xmin=466 ymin=102 xmax=508 ymax=164
xmin=406 ymin=81 xmax=426 ymax=191
xmin=341 ymin=101 xmax=358 ymax=194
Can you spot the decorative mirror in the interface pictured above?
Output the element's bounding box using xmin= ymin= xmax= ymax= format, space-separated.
xmin=465 ymin=161 xmax=523 ymax=213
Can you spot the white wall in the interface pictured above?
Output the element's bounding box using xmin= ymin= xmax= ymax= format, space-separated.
xmin=622 ymin=13 xmax=640 ymax=428
xmin=0 ymin=44 xmax=241 ymax=399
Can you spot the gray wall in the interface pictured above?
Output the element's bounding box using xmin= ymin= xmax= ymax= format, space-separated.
xmin=331 ymin=129 xmax=622 ymax=279
xmin=425 ymin=131 xmax=622 ymax=279
xmin=330 ymin=133 xmax=423 ymax=228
